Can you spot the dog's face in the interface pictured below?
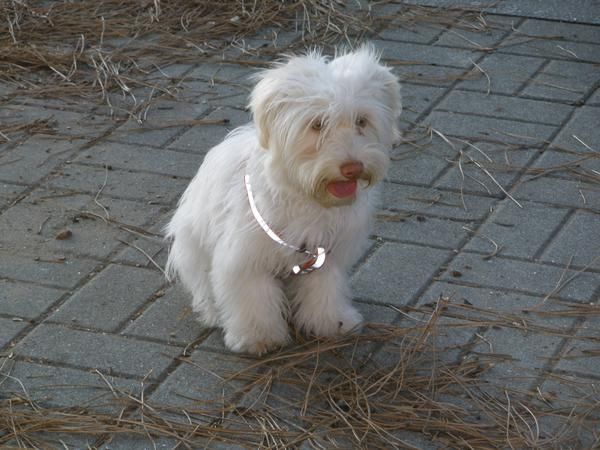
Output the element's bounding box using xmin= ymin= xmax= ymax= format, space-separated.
xmin=250 ymin=47 xmax=402 ymax=208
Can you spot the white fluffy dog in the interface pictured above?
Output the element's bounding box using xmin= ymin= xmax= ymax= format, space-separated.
xmin=166 ymin=46 xmax=401 ymax=354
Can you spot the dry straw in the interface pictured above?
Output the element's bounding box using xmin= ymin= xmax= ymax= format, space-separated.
xmin=2 ymin=298 xmax=598 ymax=448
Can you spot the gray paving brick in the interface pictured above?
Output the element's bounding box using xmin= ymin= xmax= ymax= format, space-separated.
xmin=588 ymin=87 xmax=600 ymax=105
xmin=521 ymin=60 xmax=600 ymax=102
xmin=0 ymin=189 xmax=163 ymax=259
xmin=397 ymin=65 xmax=468 ymax=87
xmin=0 ymin=136 xmax=86 ymax=184
xmin=435 ymin=144 xmax=538 ymax=196
xmin=375 ymin=212 xmax=469 ymax=249
xmin=0 ymin=317 xmax=28 ymax=348
xmin=150 ymin=349 xmax=250 ymax=407
xmin=49 ymin=163 xmax=189 ymax=204
xmin=76 ymin=141 xmax=201 ymax=178
xmin=381 ymin=182 xmax=497 ymax=221
xmin=437 ymin=90 xmax=574 ymax=125
xmin=186 ymin=62 xmax=254 ymax=84
xmin=418 ymin=283 xmax=578 ymax=372
xmin=552 ymin=106 xmax=600 ymax=153
xmin=375 ymin=39 xmax=482 ymax=68
xmin=500 ymin=35 xmax=600 ymax=63
xmin=423 ymin=110 xmax=558 ymax=144
xmin=124 ymin=285 xmax=206 ymax=345
xmin=0 ymin=360 xmax=141 ymax=410
xmin=377 ymin=22 xmax=444 ymax=44
xmin=51 ymin=264 xmax=163 ymax=332
xmin=513 ymin=176 xmax=600 ymax=210
xmin=542 ymin=211 xmax=600 ymax=270
xmin=168 ymin=107 xmax=251 ymax=153
xmin=14 ymin=324 xmax=180 ymax=379
xmin=435 ymin=15 xmax=515 ymax=49
xmin=0 ymin=253 xmax=98 ymax=289
xmin=351 ymin=242 xmax=451 ymax=304
xmin=0 ymin=182 xmax=26 ymax=209
xmin=463 ymin=199 xmax=570 ymax=259
xmin=456 ymin=53 xmax=545 ymax=95
xmin=0 ymin=279 xmax=64 ymax=319
xmin=518 ymin=18 xmax=600 ymax=44
xmin=469 ymin=321 xmax=567 ymax=389
xmin=402 ymin=0 xmax=600 ymax=24
xmin=400 ymin=84 xmax=447 ymax=124
xmin=109 ymin=100 xmax=210 ymax=147
xmin=536 ymin=375 xmax=599 ymax=448
xmin=441 ymin=253 xmax=599 ymax=302
xmin=0 ymin=105 xmax=111 ymax=138
xmin=102 ymin=436 xmax=177 ymax=450
xmin=177 ymin=78 xmax=250 ymax=108
xmin=113 ymin=215 xmax=169 ymax=268
xmin=555 ymin=319 xmax=600 ymax=378
xmin=388 ymin=146 xmax=449 ymax=185
xmin=531 ymin=148 xmax=600 ymax=181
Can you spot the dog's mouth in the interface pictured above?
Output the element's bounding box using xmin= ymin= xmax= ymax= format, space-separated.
xmin=326 ymin=180 xmax=358 ymax=198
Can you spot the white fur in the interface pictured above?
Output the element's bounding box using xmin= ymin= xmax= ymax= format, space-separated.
xmin=166 ymin=46 xmax=401 ymax=354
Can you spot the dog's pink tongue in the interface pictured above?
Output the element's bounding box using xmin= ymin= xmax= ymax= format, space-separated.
xmin=327 ymin=180 xmax=358 ymax=198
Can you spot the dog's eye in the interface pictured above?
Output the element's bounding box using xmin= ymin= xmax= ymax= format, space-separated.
xmin=356 ymin=116 xmax=368 ymax=128
xmin=311 ymin=120 xmax=323 ymax=131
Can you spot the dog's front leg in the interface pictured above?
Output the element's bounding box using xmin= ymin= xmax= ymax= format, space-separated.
xmin=290 ymin=264 xmax=363 ymax=337
xmin=210 ymin=257 xmax=290 ymax=354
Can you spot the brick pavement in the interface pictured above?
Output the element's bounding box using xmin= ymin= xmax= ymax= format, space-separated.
xmin=1 ymin=1 xmax=599 ymax=448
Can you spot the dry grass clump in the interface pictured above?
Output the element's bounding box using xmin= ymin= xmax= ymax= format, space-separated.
xmin=0 ymin=1 xmax=500 ymax=112
xmin=2 ymin=298 xmax=597 ymax=449
xmin=0 ymin=0 xmax=374 ymax=107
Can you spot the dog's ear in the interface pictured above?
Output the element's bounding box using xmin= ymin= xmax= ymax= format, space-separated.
xmin=249 ymin=74 xmax=278 ymax=150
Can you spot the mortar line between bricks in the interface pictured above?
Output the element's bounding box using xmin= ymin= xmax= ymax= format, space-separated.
xmin=424 ymin=10 xmax=461 ymax=45
xmin=459 ymin=247 xmax=600 ymax=275
xmin=112 ymin=282 xmax=170 ymax=334
xmin=423 ymin=278 xmax=596 ymax=304
xmin=2 ymin=314 xmax=198 ymax=349
xmin=349 ymin=239 xmax=385 ymax=276
xmin=436 ymin=84 xmax=585 ymax=108
xmin=153 ymin=105 xmax=219 ymax=149
xmin=354 ymin=278 xmax=597 ymax=308
xmin=64 ymin=160 xmax=194 ymax=180
xmin=378 ymin=234 xmax=600 ymax=274
xmin=532 ymin=208 xmax=577 ymax=260
xmin=370 ymin=235 xmax=459 ymax=252
xmin=515 ymin=59 xmax=551 ymax=96
xmin=495 ymin=47 xmax=600 ymax=66
xmin=442 ymin=85 xmax=588 ymax=107
xmin=8 ymin=354 xmax=163 ymax=383
xmin=488 ymin=13 xmax=600 ymax=31
xmin=528 ymin=317 xmax=588 ymax=393
xmin=9 ymin=318 xmax=187 ymax=350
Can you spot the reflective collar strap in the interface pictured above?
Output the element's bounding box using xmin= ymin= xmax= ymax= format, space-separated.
xmin=244 ymin=174 xmax=326 ymax=275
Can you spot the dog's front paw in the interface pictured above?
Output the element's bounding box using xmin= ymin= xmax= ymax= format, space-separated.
xmin=296 ymin=305 xmax=363 ymax=338
xmin=223 ymin=323 xmax=291 ymax=355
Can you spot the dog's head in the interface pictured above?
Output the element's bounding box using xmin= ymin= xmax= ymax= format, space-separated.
xmin=249 ymin=46 xmax=401 ymax=207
